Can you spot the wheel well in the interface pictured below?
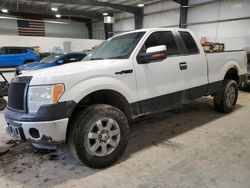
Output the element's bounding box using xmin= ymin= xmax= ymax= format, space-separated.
xmin=72 ymin=90 xmax=132 ymax=121
xmin=66 ymin=90 xmax=132 ymax=143
xmin=224 ymin=68 xmax=239 ymax=83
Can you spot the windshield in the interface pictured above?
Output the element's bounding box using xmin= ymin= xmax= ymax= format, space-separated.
xmin=40 ymin=54 xmax=63 ymax=64
xmin=0 ymin=47 xmax=10 ymax=54
xmin=84 ymin=32 xmax=145 ymax=61
xmin=0 ymin=48 xmax=6 ymax=54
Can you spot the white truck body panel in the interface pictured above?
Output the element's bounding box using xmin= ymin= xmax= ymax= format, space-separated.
xmin=206 ymin=51 xmax=247 ymax=83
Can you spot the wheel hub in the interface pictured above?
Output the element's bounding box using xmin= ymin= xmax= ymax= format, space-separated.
xmin=99 ymin=130 xmax=110 ymax=143
xmin=87 ymin=118 xmax=121 ymax=157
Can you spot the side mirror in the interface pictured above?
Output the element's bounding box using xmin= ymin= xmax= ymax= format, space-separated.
xmin=57 ymin=60 xmax=64 ymax=64
xmin=137 ymin=45 xmax=167 ymax=64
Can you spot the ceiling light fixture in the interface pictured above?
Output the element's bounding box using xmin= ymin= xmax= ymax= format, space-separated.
xmin=102 ymin=12 xmax=109 ymax=16
xmin=51 ymin=7 xmax=58 ymax=12
xmin=137 ymin=3 xmax=144 ymax=7
xmin=1 ymin=9 xmax=8 ymax=13
xmin=55 ymin=14 xmax=61 ymax=18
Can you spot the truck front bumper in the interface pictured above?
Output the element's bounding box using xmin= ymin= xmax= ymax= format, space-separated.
xmin=4 ymin=101 xmax=76 ymax=149
xmin=6 ymin=118 xmax=68 ymax=149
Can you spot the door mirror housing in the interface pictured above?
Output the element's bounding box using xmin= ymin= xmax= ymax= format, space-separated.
xmin=137 ymin=45 xmax=167 ymax=64
xmin=57 ymin=59 xmax=64 ymax=64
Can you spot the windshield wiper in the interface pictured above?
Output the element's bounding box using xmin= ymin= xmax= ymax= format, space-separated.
xmin=90 ymin=57 xmax=103 ymax=60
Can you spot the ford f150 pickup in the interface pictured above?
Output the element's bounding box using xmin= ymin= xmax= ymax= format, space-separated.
xmin=4 ymin=28 xmax=247 ymax=168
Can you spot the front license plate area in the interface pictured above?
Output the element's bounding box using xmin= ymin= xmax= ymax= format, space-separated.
xmin=7 ymin=124 xmax=24 ymax=141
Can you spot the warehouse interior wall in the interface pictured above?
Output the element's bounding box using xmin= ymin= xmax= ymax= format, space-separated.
xmin=187 ymin=0 xmax=250 ymax=50
xmin=113 ymin=1 xmax=180 ymax=35
xmin=0 ymin=35 xmax=103 ymax=52
xmin=45 ymin=21 xmax=89 ymax=38
xmin=92 ymin=21 xmax=106 ymax=39
xmin=0 ymin=18 xmax=89 ymax=39
xmin=112 ymin=0 xmax=250 ymax=50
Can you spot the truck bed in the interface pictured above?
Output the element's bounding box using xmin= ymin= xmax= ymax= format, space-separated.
xmin=206 ymin=50 xmax=247 ymax=84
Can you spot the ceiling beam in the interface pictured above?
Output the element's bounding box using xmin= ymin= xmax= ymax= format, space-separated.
xmin=0 ymin=1 xmax=103 ymax=20
xmin=5 ymin=12 xmax=91 ymax=23
xmin=30 ymin=0 xmax=139 ymax=14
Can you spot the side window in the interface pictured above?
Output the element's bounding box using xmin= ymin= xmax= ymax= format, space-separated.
xmin=179 ymin=31 xmax=199 ymax=54
xmin=8 ymin=48 xmax=27 ymax=54
xmin=143 ymin=31 xmax=179 ymax=56
xmin=80 ymin=54 xmax=87 ymax=61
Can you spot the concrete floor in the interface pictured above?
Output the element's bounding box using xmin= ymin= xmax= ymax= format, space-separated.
xmin=0 ymin=84 xmax=250 ymax=187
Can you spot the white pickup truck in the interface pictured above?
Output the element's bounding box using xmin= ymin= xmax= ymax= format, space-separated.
xmin=5 ymin=28 xmax=247 ymax=168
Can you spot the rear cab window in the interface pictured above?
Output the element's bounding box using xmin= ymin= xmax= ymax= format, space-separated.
xmin=179 ymin=31 xmax=199 ymax=54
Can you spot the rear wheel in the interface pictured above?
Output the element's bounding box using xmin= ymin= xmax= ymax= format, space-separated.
xmin=213 ymin=79 xmax=238 ymax=113
xmin=69 ymin=104 xmax=129 ymax=169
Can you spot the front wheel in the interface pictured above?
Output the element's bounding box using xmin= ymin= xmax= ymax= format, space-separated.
xmin=70 ymin=104 xmax=129 ymax=169
xmin=213 ymin=79 xmax=238 ymax=113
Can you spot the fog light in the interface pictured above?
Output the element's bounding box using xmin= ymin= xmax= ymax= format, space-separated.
xmin=29 ymin=128 xmax=40 ymax=139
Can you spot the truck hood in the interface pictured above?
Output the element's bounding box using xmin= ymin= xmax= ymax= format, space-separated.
xmin=19 ymin=59 xmax=119 ymax=85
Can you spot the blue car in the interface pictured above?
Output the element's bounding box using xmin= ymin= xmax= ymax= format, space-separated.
xmin=0 ymin=46 xmax=40 ymax=68
xmin=16 ymin=52 xmax=87 ymax=75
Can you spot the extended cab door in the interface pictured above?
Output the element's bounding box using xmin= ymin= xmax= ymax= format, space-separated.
xmin=133 ymin=31 xmax=189 ymax=114
xmin=176 ymin=31 xmax=208 ymax=100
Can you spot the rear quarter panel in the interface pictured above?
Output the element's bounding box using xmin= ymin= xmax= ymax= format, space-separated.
xmin=206 ymin=51 xmax=247 ymax=83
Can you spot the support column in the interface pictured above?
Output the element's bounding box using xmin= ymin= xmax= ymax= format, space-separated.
xmin=179 ymin=0 xmax=188 ymax=28
xmin=134 ymin=8 xmax=143 ymax=29
xmin=86 ymin=20 xmax=93 ymax=39
xmin=104 ymin=23 xmax=113 ymax=39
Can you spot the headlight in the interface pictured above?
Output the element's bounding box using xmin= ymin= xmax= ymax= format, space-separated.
xmin=28 ymin=84 xmax=64 ymax=113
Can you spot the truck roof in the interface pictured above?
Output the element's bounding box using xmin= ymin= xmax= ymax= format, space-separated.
xmin=115 ymin=27 xmax=190 ymax=37
xmin=0 ymin=46 xmax=31 ymax=50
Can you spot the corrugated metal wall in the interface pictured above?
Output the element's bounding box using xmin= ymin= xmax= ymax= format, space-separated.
xmin=111 ymin=0 xmax=250 ymax=50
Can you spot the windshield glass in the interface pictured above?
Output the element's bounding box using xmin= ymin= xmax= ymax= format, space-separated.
xmin=40 ymin=54 xmax=63 ymax=64
xmin=0 ymin=48 xmax=7 ymax=54
xmin=84 ymin=32 xmax=145 ymax=60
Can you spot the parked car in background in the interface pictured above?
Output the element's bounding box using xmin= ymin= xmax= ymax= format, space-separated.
xmin=239 ymin=53 xmax=250 ymax=90
xmin=0 ymin=46 xmax=40 ymax=68
xmin=15 ymin=52 xmax=87 ymax=75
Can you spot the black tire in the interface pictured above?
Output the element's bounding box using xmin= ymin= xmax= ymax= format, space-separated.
xmin=0 ymin=98 xmax=7 ymax=111
xmin=69 ymin=104 xmax=129 ymax=169
xmin=213 ymin=79 xmax=238 ymax=113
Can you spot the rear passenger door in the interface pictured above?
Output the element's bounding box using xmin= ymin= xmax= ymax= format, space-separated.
xmin=176 ymin=31 xmax=208 ymax=99
xmin=133 ymin=31 xmax=189 ymax=114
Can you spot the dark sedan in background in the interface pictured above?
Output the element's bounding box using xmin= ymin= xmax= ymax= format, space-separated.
xmin=16 ymin=52 xmax=87 ymax=75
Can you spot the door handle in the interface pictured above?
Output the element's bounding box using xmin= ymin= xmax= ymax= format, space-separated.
xmin=179 ymin=62 xmax=187 ymax=70
xmin=115 ymin=69 xmax=133 ymax=75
